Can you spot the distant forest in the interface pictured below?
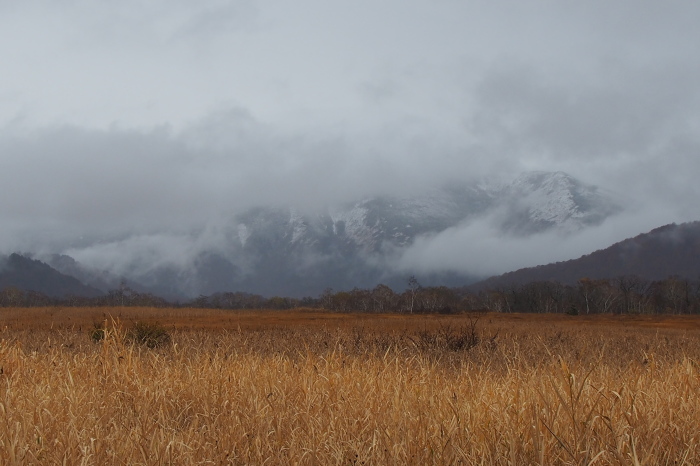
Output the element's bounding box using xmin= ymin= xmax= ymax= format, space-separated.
xmin=2 ymin=274 xmax=700 ymax=315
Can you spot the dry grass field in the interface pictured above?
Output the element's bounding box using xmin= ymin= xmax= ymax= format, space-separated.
xmin=1 ymin=307 xmax=699 ymax=464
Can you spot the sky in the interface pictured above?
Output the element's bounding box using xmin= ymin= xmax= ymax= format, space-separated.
xmin=2 ymin=1 xmax=700 ymax=280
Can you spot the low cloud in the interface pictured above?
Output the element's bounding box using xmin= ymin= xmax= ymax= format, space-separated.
xmin=0 ymin=109 xmax=506 ymax=254
xmin=392 ymin=202 xmax=683 ymax=278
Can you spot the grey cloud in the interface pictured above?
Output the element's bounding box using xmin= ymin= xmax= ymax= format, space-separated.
xmin=393 ymin=203 xmax=681 ymax=278
xmin=468 ymin=60 xmax=700 ymax=161
xmin=0 ymin=109 xmax=486 ymax=252
xmin=167 ymin=2 xmax=260 ymax=39
xmin=2 ymin=126 xmax=196 ymax=229
xmin=357 ymin=79 xmax=400 ymax=105
xmin=63 ymin=224 xmax=230 ymax=280
xmin=49 ymin=1 xmax=259 ymax=44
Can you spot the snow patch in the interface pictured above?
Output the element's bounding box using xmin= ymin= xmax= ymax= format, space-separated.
xmin=289 ymin=209 xmax=308 ymax=244
xmin=237 ymin=224 xmax=250 ymax=247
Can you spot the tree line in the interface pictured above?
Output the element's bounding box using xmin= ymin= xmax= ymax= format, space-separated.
xmin=2 ymin=275 xmax=700 ymax=315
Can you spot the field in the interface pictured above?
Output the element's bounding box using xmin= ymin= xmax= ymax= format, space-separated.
xmin=1 ymin=307 xmax=699 ymax=464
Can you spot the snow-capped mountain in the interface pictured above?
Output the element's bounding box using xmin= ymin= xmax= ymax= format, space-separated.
xmin=197 ymin=171 xmax=619 ymax=295
xmin=493 ymin=171 xmax=618 ymax=235
xmin=230 ymin=171 xmax=618 ymax=254
xmin=47 ymin=171 xmax=622 ymax=298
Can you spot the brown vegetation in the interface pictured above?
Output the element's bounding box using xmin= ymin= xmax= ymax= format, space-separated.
xmin=1 ymin=308 xmax=699 ymax=464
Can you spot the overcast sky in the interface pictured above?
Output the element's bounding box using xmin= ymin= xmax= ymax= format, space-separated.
xmin=2 ymin=1 xmax=700 ymax=276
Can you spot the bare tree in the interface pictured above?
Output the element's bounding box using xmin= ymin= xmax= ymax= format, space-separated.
xmin=407 ymin=276 xmax=420 ymax=314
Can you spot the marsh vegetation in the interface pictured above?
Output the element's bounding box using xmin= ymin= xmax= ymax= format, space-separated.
xmin=0 ymin=308 xmax=698 ymax=464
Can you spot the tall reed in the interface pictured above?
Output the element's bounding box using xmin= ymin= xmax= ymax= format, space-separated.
xmin=0 ymin=314 xmax=698 ymax=464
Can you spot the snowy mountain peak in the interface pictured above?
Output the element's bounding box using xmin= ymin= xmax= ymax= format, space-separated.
xmin=491 ymin=171 xmax=618 ymax=234
xmin=48 ymin=171 xmax=624 ymax=298
xmin=234 ymin=171 xmax=620 ymax=254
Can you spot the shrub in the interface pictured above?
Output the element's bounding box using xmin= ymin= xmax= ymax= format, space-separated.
xmin=126 ymin=321 xmax=171 ymax=348
xmin=411 ymin=321 xmax=480 ymax=352
xmin=90 ymin=322 xmax=106 ymax=343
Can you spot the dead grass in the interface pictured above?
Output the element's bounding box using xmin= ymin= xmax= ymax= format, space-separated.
xmin=0 ymin=308 xmax=699 ymax=464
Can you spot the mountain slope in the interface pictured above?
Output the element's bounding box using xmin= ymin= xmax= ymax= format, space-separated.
xmin=229 ymin=171 xmax=618 ymax=255
xmin=495 ymin=171 xmax=617 ymax=234
xmin=174 ymin=171 xmax=622 ymax=296
xmin=0 ymin=253 xmax=103 ymax=298
xmin=49 ymin=171 xmax=623 ymax=298
xmin=470 ymin=221 xmax=700 ymax=290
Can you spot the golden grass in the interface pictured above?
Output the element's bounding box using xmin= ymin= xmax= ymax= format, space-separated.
xmin=1 ymin=308 xmax=699 ymax=464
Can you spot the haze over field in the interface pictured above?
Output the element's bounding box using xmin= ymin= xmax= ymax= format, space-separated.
xmin=2 ymin=1 xmax=700 ymax=292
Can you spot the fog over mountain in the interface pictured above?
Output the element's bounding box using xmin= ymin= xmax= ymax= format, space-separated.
xmin=470 ymin=221 xmax=700 ymax=291
xmin=0 ymin=253 xmax=102 ymax=298
xmin=2 ymin=2 xmax=700 ymax=296
xmin=32 ymin=170 xmax=622 ymax=297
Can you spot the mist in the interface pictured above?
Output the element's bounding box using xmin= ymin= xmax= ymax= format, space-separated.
xmin=393 ymin=200 xmax=683 ymax=279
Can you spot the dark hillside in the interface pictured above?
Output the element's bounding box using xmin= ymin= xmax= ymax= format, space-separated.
xmin=470 ymin=221 xmax=700 ymax=290
xmin=0 ymin=253 xmax=103 ymax=298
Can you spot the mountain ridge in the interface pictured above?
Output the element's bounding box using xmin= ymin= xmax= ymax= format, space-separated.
xmin=469 ymin=221 xmax=700 ymax=290
xmin=21 ymin=171 xmax=622 ymax=298
xmin=0 ymin=253 xmax=103 ymax=298
xmin=5 ymin=221 xmax=700 ymax=303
